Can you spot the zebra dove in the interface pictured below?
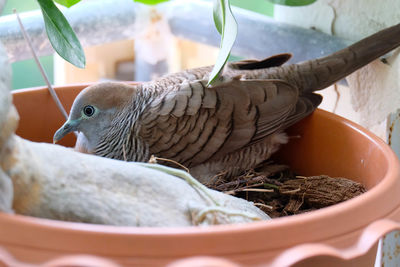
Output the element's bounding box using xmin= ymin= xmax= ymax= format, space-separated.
xmin=54 ymin=23 xmax=400 ymax=183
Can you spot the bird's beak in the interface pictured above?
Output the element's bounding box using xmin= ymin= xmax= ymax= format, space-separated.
xmin=53 ymin=119 xmax=80 ymax=143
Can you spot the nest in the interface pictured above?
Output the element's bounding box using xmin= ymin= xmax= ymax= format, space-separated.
xmin=206 ymin=163 xmax=366 ymax=218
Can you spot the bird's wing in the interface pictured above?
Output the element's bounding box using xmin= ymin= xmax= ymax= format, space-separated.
xmin=151 ymin=54 xmax=293 ymax=87
xmin=139 ymin=78 xmax=317 ymax=167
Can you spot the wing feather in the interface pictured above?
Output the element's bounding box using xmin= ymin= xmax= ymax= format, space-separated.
xmin=139 ymin=78 xmax=318 ymax=167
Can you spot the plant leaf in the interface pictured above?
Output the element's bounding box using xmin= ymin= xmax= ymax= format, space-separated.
xmin=133 ymin=0 xmax=169 ymax=5
xmin=213 ymin=0 xmax=223 ymax=35
xmin=266 ymin=0 xmax=317 ymax=6
xmin=54 ymin=0 xmax=81 ymax=8
xmin=37 ymin=0 xmax=85 ymax=68
xmin=208 ymin=0 xmax=237 ymax=86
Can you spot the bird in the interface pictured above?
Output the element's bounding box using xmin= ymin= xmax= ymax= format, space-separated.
xmin=54 ymin=23 xmax=400 ymax=184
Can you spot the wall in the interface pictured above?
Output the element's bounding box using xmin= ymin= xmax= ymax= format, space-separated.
xmin=274 ymin=0 xmax=400 ymax=139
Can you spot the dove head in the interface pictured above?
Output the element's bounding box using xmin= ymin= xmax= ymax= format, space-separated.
xmin=53 ymin=82 xmax=137 ymax=152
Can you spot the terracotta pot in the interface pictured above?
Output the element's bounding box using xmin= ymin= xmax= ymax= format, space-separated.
xmin=1 ymin=83 xmax=400 ymax=267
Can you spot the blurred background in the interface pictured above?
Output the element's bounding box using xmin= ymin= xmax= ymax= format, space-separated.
xmin=2 ymin=0 xmax=273 ymax=90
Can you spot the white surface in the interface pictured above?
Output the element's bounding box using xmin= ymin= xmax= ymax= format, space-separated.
xmin=274 ymin=0 xmax=400 ymax=140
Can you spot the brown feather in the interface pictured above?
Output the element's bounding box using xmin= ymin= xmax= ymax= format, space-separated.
xmin=140 ymin=79 xmax=303 ymax=167
xmin=65 ymin=23 xmax=400 ymax=181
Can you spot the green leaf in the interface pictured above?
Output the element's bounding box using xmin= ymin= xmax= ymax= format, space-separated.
xmin=213 ymin=1 xmax=223 ymax=35
xmin=133 ymin=0 xmax=169 ymax=5
xmin=37 ymin=0 xmax=85 ymax=68
xmin=208 ymin=0 xmax=237 ymax=86
xmin=54 ymin=0 xmax=81 ymax=8
xmin=266 ymin=0 xmax=317 ymax=6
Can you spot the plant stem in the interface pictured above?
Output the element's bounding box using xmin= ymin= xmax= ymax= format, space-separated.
xmin=14 ymin=9 xmax=72 ymax=125
xmin=137 ymin=163 xmax=219 ymax=206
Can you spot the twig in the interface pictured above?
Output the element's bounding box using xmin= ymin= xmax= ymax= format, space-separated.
xmin=206 ymin=170 xmax=228 ymax=187
xmin=225 ymin=187 xmax=275 ymax=195
xmin=241 ymin=188 xmax=274 ymax=193
xmin=137 ymin=163 xmax=218 ymax=205
xmin=239 ymin=182 xmax=266 ymax=189
xmin=332 ymin=83 xmax=340 ymax=114
xmin=254 ymin=203 xmax=273 ymax=210
xmin=14 ymin=9 xmax=77 ymax=136
xmin=214 ymin=174 xmax=282 ymax=191
xmin=264 ymin=183 xmax=280 ymax=190
xmin=149 ymin=155 xmax=190 ymax=173
xmin=281 ymin=188 xmax=301 ymax=194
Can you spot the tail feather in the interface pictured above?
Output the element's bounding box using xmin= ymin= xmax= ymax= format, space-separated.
xmin=281 ymin=93 xmax=323 ymax=129
xmin=288 ymin=23 xmax=400 ymax=92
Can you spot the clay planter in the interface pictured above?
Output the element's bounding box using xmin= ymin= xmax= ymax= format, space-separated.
xmin=1 ymin=83 xmax=400 ymax=267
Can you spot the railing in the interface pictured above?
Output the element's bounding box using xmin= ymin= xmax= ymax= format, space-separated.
xmin=0 ymin=0 xmax=349 ymax=67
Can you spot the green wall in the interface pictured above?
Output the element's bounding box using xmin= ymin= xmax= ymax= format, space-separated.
xmin=10 ymin=56 xmax=54 ymax=90
xmin=231 ymin=0 xmax=274 ymax=16
xmin=2 ymin=0 xmax=54 ymax=90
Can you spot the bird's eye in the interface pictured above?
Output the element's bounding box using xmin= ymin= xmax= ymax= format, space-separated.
xmin=83 ymin=105 xmax=95 ymax=117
